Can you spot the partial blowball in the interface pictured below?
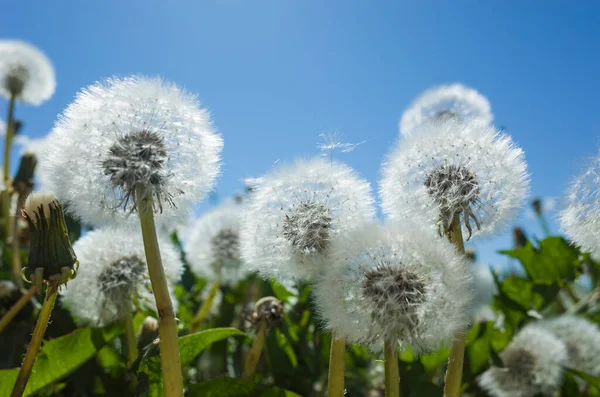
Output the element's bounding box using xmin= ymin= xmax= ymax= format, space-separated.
xmin=380 ymin=119 xmax=529 ymax=239
xmin=0 ymin=40 xmax=56 ymax=105
xmin=23 ymin=192 xmax=77 ymax=290
xmin=40 ymin=75 xmax=223 ymax=228
xmin=559 ymin=155 xmax=600 ymax=256
xmin=399 ymin=83 xmax=493 ymax=136
xmin=240 ymin=157 xmax=376 ymax=280
xmin=478 ymin=325 xmax=568 ymax=397
xmin=314 ymin=221 xmax=472 ymax=354
xmin=540 ymin=316 xmax=600 ymax=377
xmin=185 ymin=200 xmax=247 ymax=286
xmin=60 ymin=227 xmax=183 ymax=326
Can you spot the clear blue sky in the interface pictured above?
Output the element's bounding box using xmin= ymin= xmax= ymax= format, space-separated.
xmin=3 ymin=0 xmax=600 ymax=268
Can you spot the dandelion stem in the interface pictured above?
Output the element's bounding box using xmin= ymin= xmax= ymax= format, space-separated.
xmin=2 ymin=93 xmax=16 ymax=245
xmin=242 ymin=321 xmax=268 ymax=381
xmin=137 ymin=190 xmax=183 ymax=397
xmin=327 ymin=336 xmax=346 ymax=397
xmin=10 ymin=284 xmax=58 ymax=397
xmin=123 ymin=309 xmax=138 ymax=367
xmin=0 ymin=286 xmax=36 ymax=335
xmin=190 ymin=280 xmax=220 ymax=332
xmin=11 ymin=192 xmax=27 ymax=288
xmin=443 ymin=215 xmax=466 ymax=397
xmin=384 ymin=340 xmax=400 ymax=397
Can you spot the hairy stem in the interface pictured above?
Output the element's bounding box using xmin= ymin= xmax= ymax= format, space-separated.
xmin=10 ymin=284 xmax=58 ymax=397
xmin=443 ymin=215 xmax=466 ymax=397
xmin=327 ymin=336 xmax=346 ymax=397
xmin=384 ymin=340 xmax=400 ymax=397
xmin=137 ymin=191 xmax=183 ymax=397
xmin=190 ymin=280 xmax=220 ymax=333
xmin=123 ymin=309 xmax=138 ymax=367
xmin=242 ymin=321 xmax=268 ymax=381
xmin=0 ymin=287 xmax=36 ymax=335
xmin=11 ymin=192 xmax=27 ymax=287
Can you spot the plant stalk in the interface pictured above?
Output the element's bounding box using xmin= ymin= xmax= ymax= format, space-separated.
xmin=190 ymin=280 xmax=220 ymax=332
xmin=10 ymin=284 xmax=58 ymax=397
xmin=384 ymin=340 xmax=400 ymax=397
xmin=3 ymin=93 xmax=16 ymax=243
xmin=137 ymin=191 xmax=183 ymax=397
xmin=443 ymin=215 xmax=466 ymax=397
xmin=327 ymin=336 xmax=346 ymax=397
xmin=123 ymin=309 xmax=138 ymax=367
xmin=0 ymin=287 xmax=37 ymax=335
xmin=242 ymin=321 xmax=268 ymax=381
xmin=11 ymin=192 xmax=27 ymax=287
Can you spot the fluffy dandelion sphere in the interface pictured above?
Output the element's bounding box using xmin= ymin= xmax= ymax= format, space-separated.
xmin=478 ymin=325 xmax=567 ymax=397
xmin=61 ymin=228 xmax=183 ymax=326
xmin=40 ymin=75 xmax=223 ymax=228
xmin=559 ymin=155 xmax=600 ymax=255
xmin=240 ymin=157 xmax=376 ymax=280
xmin=314 ymin=221 xmax=472 ymax=353
xmin=0 ymin=40 xmax=56 ymax=105
xmin=399 ymin=83 xmax=492 ymax=136
xmin=380 ymin=119 xmax=529 ymax=239
xmin=541 ymin=316 xmax=600 ymax=377
xmin=185 ymin=199 xmax=247 ymax=286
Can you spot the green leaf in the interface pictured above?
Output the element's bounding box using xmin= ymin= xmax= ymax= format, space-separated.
xmin=565 ymin=367 xmax=600 ymax=388
xmin=180 ymin=328 xmax=245 ymax=366
xmin=499 ymin=237 xmax=579 ymax=284
xmin=259 ymin=388 xmax=303 ymax=397
xmin=274 ymin=328 xmax=298 ymax=368
xmin=269 ymin=279 xmax=296 ymax=303
xmin=187 ymin=378 xmax=258 ymax=397
xmin=0 ymin=325 xmax=121 ymax=397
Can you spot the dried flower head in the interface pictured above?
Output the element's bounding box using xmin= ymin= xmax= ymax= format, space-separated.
xmin=241 ymin=157 xmax=376 ymax=280
xmin=185 ymin=200 xmax=247 ymax=286
xmin=0 ymin=40 xmax=56 ymax=105
xmin=248 ymin=296 xmax=284 ymax=329
xmin=380 ymin=119 xmax=529 ymax=239
xmin=23 ymin=192 xmax=77 ymax=290
xmin=314 ymin=221 xmax=472 ymax=353
xmin=60 ymin=227 xmax=183 ymax=326
xmin=399 ymin=83 xmax=492 ymax=136
xmin=478 ymin=325 xmax=568 ymax=397
xmin=559 ymin=155 xmax=600 ymax=256
xmin=541 ymin=316 xmax=600 ymax=377
xmin=40 ymin=75 xmax=223 ymax=228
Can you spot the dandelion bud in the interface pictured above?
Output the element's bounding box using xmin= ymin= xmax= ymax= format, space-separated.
xmin=513 ymin=227 xmax=528 ymax=248
xmin=137 ymin=316 xmax=160 ymax=351
xmin=251 ymin=297 xmax=284 ymax=329
xmin=13 ymin=120 xmax=23 ymax=134
xmin=13 ymin=152 xmax=37 ymax=194
xmin=531 ymin=198 xmax=542 ymax=217
xmin=23 ymin=192 xmax=77 ymax=289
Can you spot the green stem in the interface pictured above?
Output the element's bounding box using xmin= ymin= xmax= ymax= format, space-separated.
xmin=137 ymin=191 xmax=183 ymax=397
xmin=3 ymin=93 xmax=15 ymax=244
xmin=12 ymin=192 xmax=27 ymax=287
xmin=537 ymin=214 xmax=551 ymax=236
xmin=0 ymin=287 xmax=37 ymax=335
xmin=10 ymin=284 xmax=58 ymax=397
xmin=327 ymin=336 xmax=346 ymax=397
xmin=190 ymin=280 xmax=220 ymax=332
xmin=443 ymin=215 xmax=466 ymax=397
xmin=242 ymin=321 xmax=268 ymax=381
xmin=123 ymin=309 xmax=138 ymax=367
xmin=384 ymin=340 xmax=400 ymax=397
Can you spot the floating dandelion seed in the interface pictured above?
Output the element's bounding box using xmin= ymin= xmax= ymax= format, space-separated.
xmin=185 ymin=200 xmax=247 ymax=286
xmin=60 ymin=228 xmax=183 ymax=326
xmin=40 ymin=75 xmax=223 ymax=228
xmin=399 ymin=83 xmax=492 ymax=136
xmin=478 ymin=325 xmax=567 ymax=397
xmin=541 ymin=316 xmax=600 ymax=377
xmin=318 ymin=132 xmax=366 ymax=159
xmin=0 ymin=40 xmax=56 ymax=105
xmin=559 ymin=155 xmax=600 ymax=256
xmin=314 ymin=221 xmax=472 ymax=353
xmin=240 ymin=157 xmax=376 ymax=280
xmin=380 ymin=119 xmax=529 ymax=239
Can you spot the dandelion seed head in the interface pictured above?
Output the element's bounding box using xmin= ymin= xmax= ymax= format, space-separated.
xmin=61 ymin=227 xmax=183 ymax=326
xmin=185 ymin=200 xmax=247 ymax=286
xmin=399 ymin=83 xmax=492 ymax=136
xmin=0 ymin=40 xmax=55 ymax=105
xmin=40 ymin=75 xmax=223 ymax=228
xmin=540 ymin=316 xmax=600 ymax=377
xmin=380 ymin=119 xmax=529 ymax=239
xmin=314 ymin=221 xmax=472 ymax=353
xmin=478 ymin=325 xmax=568 ymax=397
xmin=241 ymin=157 xmax=376 ymax=280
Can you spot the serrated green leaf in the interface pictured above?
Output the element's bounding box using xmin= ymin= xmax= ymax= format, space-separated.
xmin=0 ymin=325 xmax=121 ymax=397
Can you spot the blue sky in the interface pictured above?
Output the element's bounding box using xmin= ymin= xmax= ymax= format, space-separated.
xmin=3 ymin=0 xmax=600 ymax=268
